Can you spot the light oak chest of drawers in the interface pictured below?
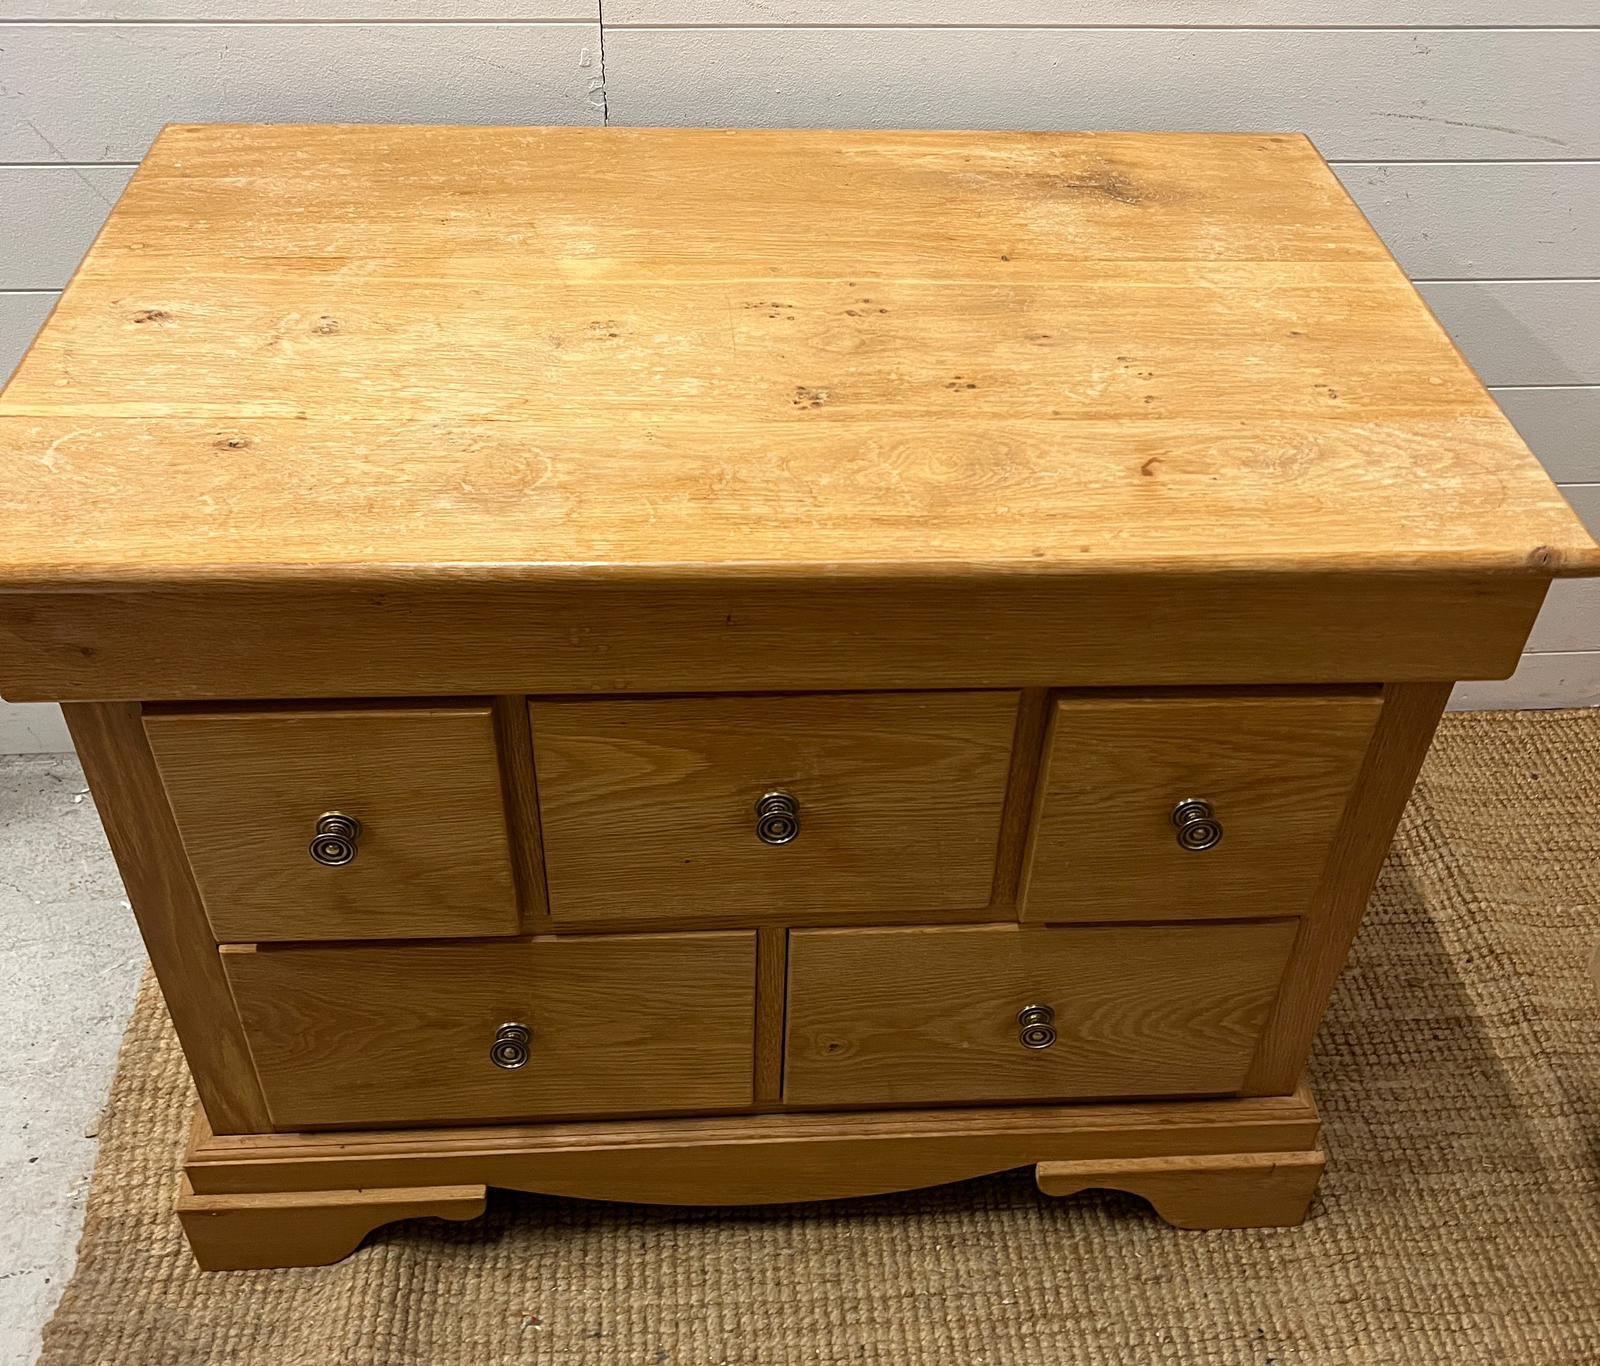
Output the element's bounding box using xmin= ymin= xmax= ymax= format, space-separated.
xmin=2 ymin=124 xmax=1595 ymax=1271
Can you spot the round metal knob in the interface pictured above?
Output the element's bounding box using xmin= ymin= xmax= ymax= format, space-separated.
xmin=490 ymin=1022 xmax=532 ymax=1070
xmin=755 ymin=791 xmax=800 ymax=846
xmin=1018 ymin=1003 xmax=1057 ymax=1050
xmin=1171 ymin=798 xmax=1222 ymax=852
xmin=309 ymin=811 xmax=362 ymax=867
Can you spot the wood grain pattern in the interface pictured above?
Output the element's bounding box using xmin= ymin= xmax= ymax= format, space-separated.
xmin=3 ymin=412 xmax=1589 ymax=585
xmin=0 ymin=573 xmax=1549 ymax=706
xmin=1243 ymin=682 xmax=1452 ymax=1094
xmin=1020 ymin=690 xmax=1381 ymax=923
xmin=60 ymin=702 xmax=271 ymax=1134
xmin=754 ymin=927 xmax=788 ymax=1104
xmin=0 ymin=126 xmax=1396 ymax=294
xmin=492 ymin=694 xmax=552 ymax=931
xmin=184 ymin=1086 xmax=1321 ymax=1202
xmin=222 ymin=932 xmax=757 ymax=1129
xmin=14 ymin=277 xmax=1525 ymax=421
xmin=176 ymin=1181 xmax=488 ymax=1272
xmin=1035 ymin=1149 xmax=1325 ymax=1230
xmin=989 ymin=687 xmax=1051 ymax=911
xmin=783 ymin=921 xmax=1298 ymax=1108
xmin=144 ymin=704 xmax=517 ymax=942
xmin=0 ymin=420 xmax=1590 ymax=589
xmin=531 ymin=691 xmax=1017 ymax=924
xmin=0 ymin=124 xmax=1594 ymax=608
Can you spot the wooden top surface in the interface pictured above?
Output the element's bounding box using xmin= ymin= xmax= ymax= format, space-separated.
xmin=1 ymin=123 xmax=1594 ymax=591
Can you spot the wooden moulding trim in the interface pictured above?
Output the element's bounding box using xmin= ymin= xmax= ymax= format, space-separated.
xmin=1241 ymin=680 xmax=1453 ymax=1094
xmin=62 ymin=702 xmax=272 ymax=1133
xmin=185 ymin=1086 xmax=1320 ymax=1199
xmin=176 ymin=1180 xmax=489 ymax=1272
xmin=0 ymin=550 xmax=1592 ymax=591
xmin=0 ymin=573 xmax=1547 ymax=702
xmin=1036 ymin=1148 xmax=1326 ymax=1230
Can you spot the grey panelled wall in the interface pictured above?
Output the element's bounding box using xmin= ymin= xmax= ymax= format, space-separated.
xmin=0 ymin=7 xmax=1596 ymax=749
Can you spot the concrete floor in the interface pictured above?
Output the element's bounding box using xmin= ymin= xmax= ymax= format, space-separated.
xmin=0 ymin=755 xmax=144 ymax=1366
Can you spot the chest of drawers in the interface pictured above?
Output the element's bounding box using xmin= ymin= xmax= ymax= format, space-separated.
xmin=2 ymin=124 xmax=1595 ymax=1271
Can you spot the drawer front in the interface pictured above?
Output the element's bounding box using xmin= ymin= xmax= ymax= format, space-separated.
xmin=146 ymin=704 xmax=518 ymax=942
xmin=531 ymin=691 xmax=1018 ymax=925
xmin=1020 ymin=691 xmax=1380 ymax=923
xmin=224 ymin=931 xmax=757 ymax=1128
xmin=784 ymin=921 xmax=1297 ymax=1107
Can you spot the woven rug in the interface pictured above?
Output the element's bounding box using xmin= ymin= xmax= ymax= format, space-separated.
xmin=38 ymin=710 xmax=1600 ymax=1366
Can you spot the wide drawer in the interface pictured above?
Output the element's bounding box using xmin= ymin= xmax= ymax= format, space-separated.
xmin=224 ymin=931 xmax=758 ymax=1129
xmin=784 ymin=921 xmax=1297 ymax=1107
xmin=531 ymin=691 xmax=1018 ymax=925
xmin=1020 ymin=690 xmax=1380 ymax=922
xmin=146 ymin=703 xmax=518 ymax=942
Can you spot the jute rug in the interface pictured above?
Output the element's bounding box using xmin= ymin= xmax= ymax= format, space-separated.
xmin=38 ymin=711 xmax=1600 ymax=1366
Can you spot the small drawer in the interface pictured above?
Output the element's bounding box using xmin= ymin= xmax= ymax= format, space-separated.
xmin=784 ymin=921 xmax=1297 ymax=1108
xmin=531 ymin=691 xmax=1018 ymax=926
xmin=145 ymin=703 xmax=518 ymax=942
xmin=1020 ymin=690 xmax=1380 ymax=923
xmin=223 ymin=931 xmax=757 ymax=1128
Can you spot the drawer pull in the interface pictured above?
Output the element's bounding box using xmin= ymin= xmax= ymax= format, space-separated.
xmin=489 ymin=1022 xmax=532 ymax=1070
xmin=1017 ymin=1003 xmax=1057 ymax=1050
xmin=755 ymin=790 xmax=800 ymax=846
xmin=308 ymin=811 xmax=362 ymax=867
xmin=1171 ymin=798 xmax=1223 ymax=852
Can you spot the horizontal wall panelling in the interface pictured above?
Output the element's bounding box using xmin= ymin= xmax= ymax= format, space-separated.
xmin=1450 ymin=652 xmax=1600 ymax=711
xmin=601 ymin=29 xmax=1598 ymax=160
xmin=1562 ymin=485 xmax=1600 ymax=539
xmin=608 ymin=4 xmax=1600 ymax=24
xmin=5 ymin=3 xmax=597 ymax=17
xmin=0 ymin=22 xmax=604 ymax=163
xmin=1527 ymin=581 xmax=1600 ymax=654
xmin=1418 ymin=283 xmax=1600 ymax=387
xmin=1333 ymin=163 xmax=1600 ymax=280
xmin=1 ymin=293 xmax=56 ymax=383
xmin=0 ymin=166 xmax=135 ymax=290
xmin=1491 ymin=388 xmax=1600 ymax=484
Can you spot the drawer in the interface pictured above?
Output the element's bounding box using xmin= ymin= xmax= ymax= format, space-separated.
xmin=146 ymin=704 xmax=518 ymax=942
xmin=531 ymin=691 xmax=1018 ymax=925
xmin=223 ymin=931 xmax=757 ymax=1128
xmin=1020 ymin=690 xmax=1380 ymax=923
xmin=784 ymin=921 xmax=1297 ymax=1108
